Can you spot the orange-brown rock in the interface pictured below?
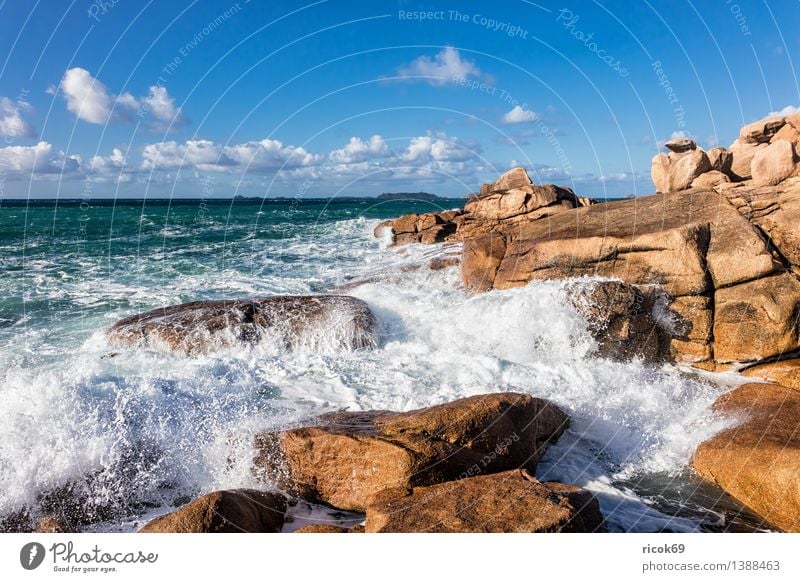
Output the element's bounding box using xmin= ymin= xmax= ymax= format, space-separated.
xmin=729 ymin=139 xmax=768 ymax=180
xmin=365 ymin=469 xmax=604 ymax=533
xmin=751 ymin=139 xmax=798 ymax=186
xmin=707 ymin=147 xmax=733 ymax=175
xmin=253 ymin=393 xmax=569 ymax=512
xmin=741 ymin=358 xmax=800 ymax=390
xmin=721 ymin=177 xmax=800 ymax=266
xmin=739 ymin=116 xmax=786 ymax=144
xmin=691 ymin=170 xmax=730 ymax=189
xmin=488 ymin=188 xmax=778 ymax=296
xmin=139 ymin=489 xmax=287 ymax=533
xmin=461 ymin=233 xmax=506 ymax=292
xmin=692 ymin=383 xmax=800 ymax=532
xmin=107 ymin=295 xmax=379 ymax=355
xmin=713 ymin=272 xmax=800 ymax=363
xmin=651 ymin=148 xmax=711 ymax=193
xmin=377 ymin=210 xmax=462 ymax=245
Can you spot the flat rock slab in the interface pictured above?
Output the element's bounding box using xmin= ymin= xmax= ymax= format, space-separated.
xmin=365 ymin=469 xmax=604 ymax=533
xmin=253 ymin=393 xmax=569 ymax=511
xmin=741 ymin=359 xmax=800 ymax=390
xmin=692 ymin=383 xmax=800 ymax=532
xmin=139 ymin=489 xmax=287 ymax=533
xmin=107 ymin=295 xmax=379 ymax=355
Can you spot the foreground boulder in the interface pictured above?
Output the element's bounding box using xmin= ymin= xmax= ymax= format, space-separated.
xmin=107 ymin=295 xmax=379 ymax=355
xmin=692 ymin=383 xmax=800 ymax=532
xmin=365 ymin=469 xmax=604 ymax=533
xmin=139 ymin=489 xmax=287 ymax=533
xmin=374 ymin=210 xmax=462 ymax=245
xmin=253 ymin=393 xmax=569 ymax=511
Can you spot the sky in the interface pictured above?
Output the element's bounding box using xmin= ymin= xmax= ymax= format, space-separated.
xmin=0 ymin=0 xmax=798 ymax=199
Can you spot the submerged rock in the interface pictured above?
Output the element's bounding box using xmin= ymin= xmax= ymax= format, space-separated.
xmin=692 ymin=383 xmax=800 ymax=532
xmin=365 ymin=469 xmax=604 ymax=533
xmin=107 ymin=295 xmax=379 ymax=355
xmin=253 ymin=393 xmax=569 ymax=512
xmin=139 ymin=489 xmax=287 ymax=533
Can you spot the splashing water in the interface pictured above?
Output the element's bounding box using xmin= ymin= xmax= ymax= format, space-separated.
xmin=0 ymin=199 xmax=745 ymax=531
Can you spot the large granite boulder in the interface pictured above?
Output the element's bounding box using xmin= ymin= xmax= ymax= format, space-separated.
xmin=375 ymin=210 xmax=462 ymax=246
xmin=651 ymin=143 xmax=712 ymax=193
xmin=107 ymin=295 xmax=379 ymax=355
xmin=252 ymin=393 xmax=569 ymax=511
xmin=365 ymin=469 xmax=604 ymax=533
xmin=692 ymin=383 xmax=800 ymax=532
xmin=751 ymin=139 xmax=798 ymax=186
xmin=139 ymin=489 xmax=287 ymax=533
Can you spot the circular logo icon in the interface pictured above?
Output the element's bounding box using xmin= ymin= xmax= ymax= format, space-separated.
xmin=20 ymin=542 xmax=46 ymax=570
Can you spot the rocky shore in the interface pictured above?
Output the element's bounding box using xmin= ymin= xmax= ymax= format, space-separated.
xmin=370 ymin=111 xmax=800 ymax=532
xmin=7 ymin=113 xmax=799 ymax=535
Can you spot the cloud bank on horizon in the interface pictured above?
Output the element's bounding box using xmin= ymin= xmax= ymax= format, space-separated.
xmin=0 ymin=1 xmax=797 ymax=198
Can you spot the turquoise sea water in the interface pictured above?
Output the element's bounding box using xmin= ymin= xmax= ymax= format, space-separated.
xmin=0 ymin=197 xmax=764 ymax=532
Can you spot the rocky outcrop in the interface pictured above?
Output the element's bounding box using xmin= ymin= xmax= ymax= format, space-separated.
xmin=252 ymin=393 xmax=569 ymax=512
xmin=139 ymin=489 xmax=287 ymax=533
xmin=107 ymin=295 xmax=379 ymax=355
xmin=651 ymin=147 xmax=711 ymax=193
xmin=378 ymin=167 xmax=590 ymax=246
xmin=365 ymin=469 xmax=604 ymax=533
xmin=374 ymin=210 xmax=462 ymax=245
xmin=692 ymin=383 xmax=800 ymax=532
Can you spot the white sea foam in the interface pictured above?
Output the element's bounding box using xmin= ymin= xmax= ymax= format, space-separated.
xmin=0 ymin=216 xmax=736 ymax=531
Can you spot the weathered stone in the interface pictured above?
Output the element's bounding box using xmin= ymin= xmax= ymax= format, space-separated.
xmin=751 ymin=139 xmax=797 ymax=186
xmin=365 ymin=469 xmax=604 ymax=533
xmin=480 ymin=167 xmax=533 ymax=193
xmin=651 ymin=153 xmax=671 ymax=193
xmin=253 ymin=393 xmax=569 ymax=512
xmin=566 ymin=280 xmax=663 ymax=361
xmin=669 ymin=149 xmax=712 ymax=191
xmin=713 ymin=273 xmax=800 ymax=363
xmin=739 ymin=116 xmax=786 ymax=144
xmin=465 ymin=183 xmax=578 ymax=222
xmin=139 ymin=490 xmax=287 ymax=533
xmin=107 ymin=295 xmax=379 ymax=355
xmin=461 ymin=234 xmax=506 ymax=292
xmin=707 ymin=147 xmax=733 ymax=175
xmin=771 ymin=122 xmax=800 ymax=144
xmin=691 ymin=170 xmax=730 ymax=189
xmin=486 ymin=189 xmax=777 ymax=295
xmin=665 ymin=295 xmax=713 ymax=364
xmin=665 ymin=138 xmax=697 ymax=153
xmin=295 ymin=524 xmax=359 ymax=533
xmin=729 ymin=140 xmax=767 ymax=180
xmin=693 ymin=383 xmax=800 ymax=532
xmin=741 ymin=359 xmax=800 ymax=390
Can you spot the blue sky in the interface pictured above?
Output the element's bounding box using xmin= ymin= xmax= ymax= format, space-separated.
xmin=0 ymin=0 xmax=798 ymax=198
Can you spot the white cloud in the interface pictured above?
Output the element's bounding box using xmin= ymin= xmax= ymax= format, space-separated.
xmin=402 ymin=134 xmax=480 ymax=163
xmin=770 ymin=105 xmax=799 ymax=116
xmin=223 ymin=139 xmax=319 ymax=171
xmin=397 ymin=47 xmax=481 ymax=85
xmin=58 ymin=67 xmax=184 ymax=130
xmin=0 ymin=97 xmax=36 ymax=138
xmin=501 ymin=105 xmax=538 ymax=124
xmin=0 ymin=141 xmax=81 ymax=175
xmin=59 ymin=67 xmax=115 ymax=124
xmin=328 ymin=135 xmax=388 ymax=164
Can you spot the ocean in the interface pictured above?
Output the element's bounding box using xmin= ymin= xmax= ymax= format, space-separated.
xmin=0 ymin=197 xmax=762 ymax=532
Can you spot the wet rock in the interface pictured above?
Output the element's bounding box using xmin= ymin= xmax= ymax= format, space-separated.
xmin=566 ymin=280 xmax=664 ymax=361
xmin=139 ymin=489 xmax=287 ymax=533
xmin=107 ymin=295 xmax=379 ymax=355
xmin=461 ymin=233 xmax=506 ymax=292
xmin=365 ymin=469 xmax=604 ymax=533
xmin=253 ymin=393 xmax=569 ymax=512
xmin=693 ymin=383 xmax=800 ymax=532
